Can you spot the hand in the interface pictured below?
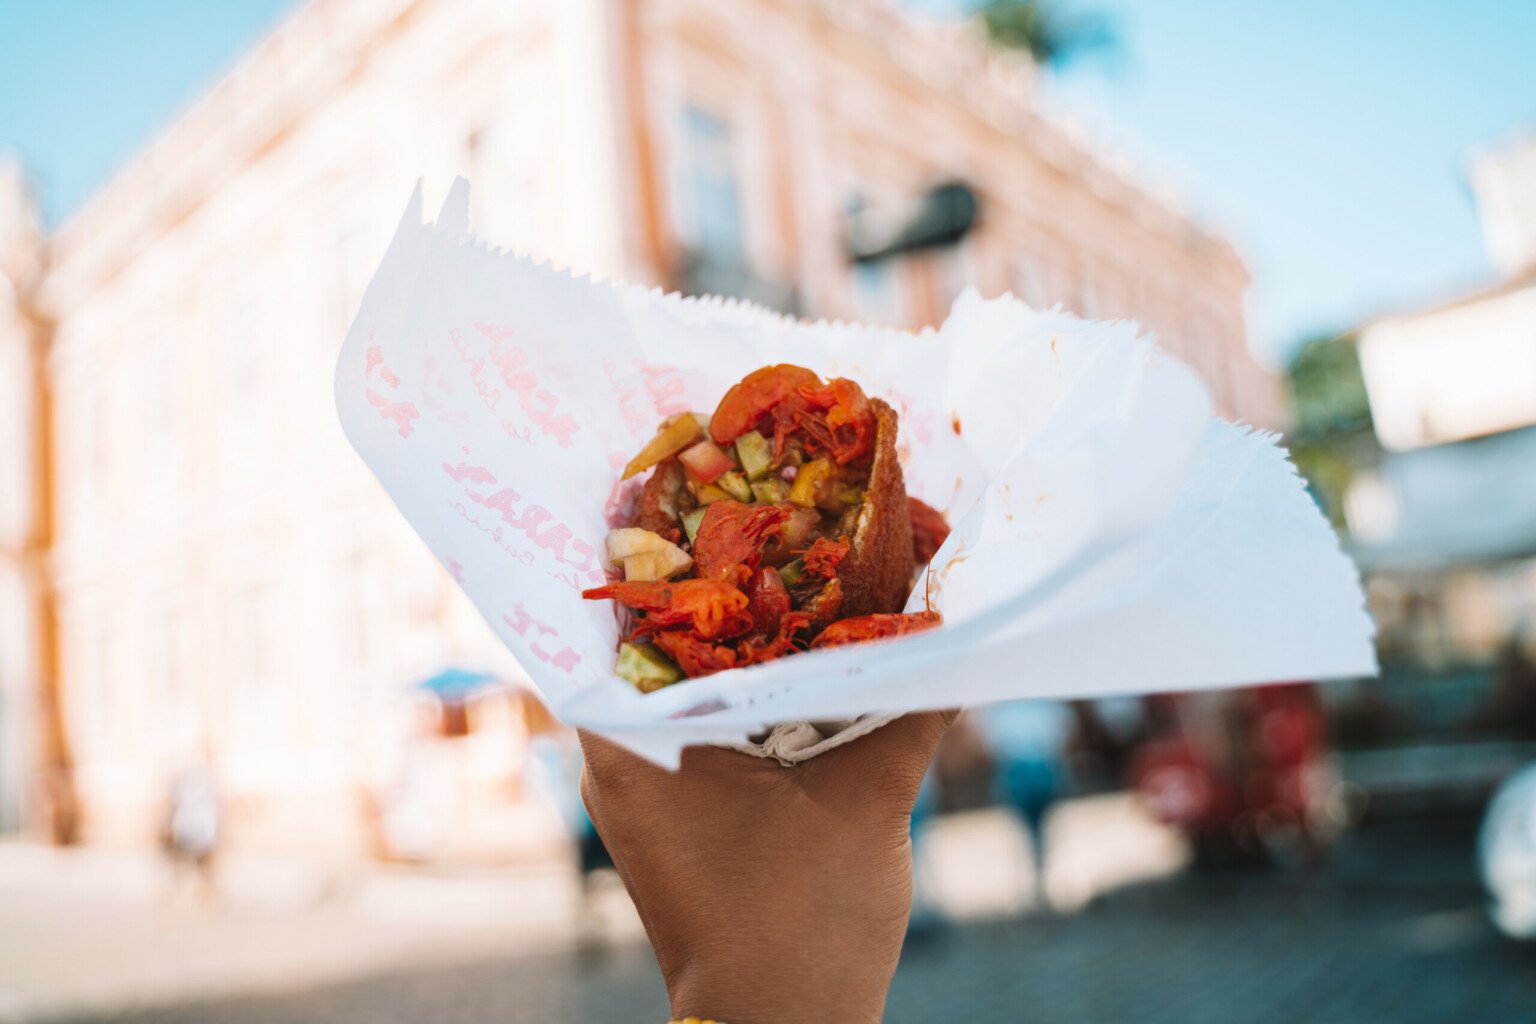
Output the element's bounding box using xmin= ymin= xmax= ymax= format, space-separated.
xmin=579 ymin=711 xmax=956 ymax=1024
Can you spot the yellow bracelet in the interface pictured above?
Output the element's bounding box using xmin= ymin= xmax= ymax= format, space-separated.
xmin=669 ymin=1019 xmax=721 ymax=1024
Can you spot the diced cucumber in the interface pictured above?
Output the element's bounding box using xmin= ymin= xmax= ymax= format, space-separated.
xmin=751 ymin=478 xmax=789 ymax=504
xmin=616 ymin=642 xmax=683 ymax=693
xmin=777 ymin=557 xmax=805 ymax=588
xmin=716 ymin=470 xmax=753 ymax=503
xmin=682 ymin=507 xmax=708 ymax=544
xmin=734 ymin=430 xmax=773 ymax=481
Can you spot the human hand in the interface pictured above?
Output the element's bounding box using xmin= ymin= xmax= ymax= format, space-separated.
xmin=579 ymin=711 xmax=956 ymax=1024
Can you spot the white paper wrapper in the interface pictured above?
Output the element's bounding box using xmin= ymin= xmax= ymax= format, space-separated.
xmin=335 ymin=181 xmax=1376 ymax=767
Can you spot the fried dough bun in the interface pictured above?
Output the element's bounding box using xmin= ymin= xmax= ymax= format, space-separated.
xmin=840 ymin=398 xmax=916 ymax=618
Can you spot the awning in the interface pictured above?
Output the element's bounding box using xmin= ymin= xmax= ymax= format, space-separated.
xmin=413 ymin=666 xmax=503 ymax=703
xmin=1349 ymin=422 xmax=1536 ymax=572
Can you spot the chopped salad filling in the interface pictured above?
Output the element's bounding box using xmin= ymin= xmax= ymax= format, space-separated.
xmin=585 ymin=365 xmax=952 ymax=687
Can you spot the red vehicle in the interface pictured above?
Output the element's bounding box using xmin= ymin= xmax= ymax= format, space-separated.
xmin=1130 ymin=684 xmax=1334 ymax=868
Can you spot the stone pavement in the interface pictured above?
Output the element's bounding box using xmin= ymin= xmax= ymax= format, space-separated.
xmin=0 ymin=795 xmax=1177 ymax=1022
xmin=11 ymin=806 xmax=1536 ymax=1023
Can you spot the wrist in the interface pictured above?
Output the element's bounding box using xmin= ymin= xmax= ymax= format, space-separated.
xmin=667 ymin=956 xmax=889 ymax=1024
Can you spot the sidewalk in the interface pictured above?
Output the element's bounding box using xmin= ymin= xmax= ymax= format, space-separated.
xmin=0 ymin=842 xmax=639 ymax=1024
xmin=0 ymin=795 xmax=1181 ymax=1023
xmin=17 ymin=808 xmax=1533 ymax=1024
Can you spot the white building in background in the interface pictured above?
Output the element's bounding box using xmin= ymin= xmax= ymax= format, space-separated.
xmin=1470 ymin=130 xmax=1536 ymax=282
xmin=0 ymin=157 xmax=51 ymax=837
xmin=1358 ymin=131 xmax=1536 ymax=454
xmin=1351 ymin=128 xmax=1536 ymax=669
xmin=17 ymin=0 xmax=1277 ymax=852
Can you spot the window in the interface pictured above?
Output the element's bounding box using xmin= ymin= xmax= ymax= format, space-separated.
xmin=677 ymin=106 xmax=745 ymax=264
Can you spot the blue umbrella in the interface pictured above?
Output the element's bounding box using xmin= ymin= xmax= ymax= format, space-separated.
xmin=414 ymin=666 xmax=502 ymax=703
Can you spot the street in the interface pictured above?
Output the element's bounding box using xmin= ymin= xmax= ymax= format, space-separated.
xmin=9 ymin=806 xmax=1534 ymax=1023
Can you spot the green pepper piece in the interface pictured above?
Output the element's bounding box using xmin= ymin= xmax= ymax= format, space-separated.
xmin=734 ymin=430 xmax=773 ymax=481
xmin=717 ymin=470 xmax=753 ymax=503
xmin=777 ymin=557 xmax=805 ymax=588
xmin=682 ymin=507 xmax=708 ymax=544
xmin=616 ymin=642 xmax=684 ymax=693
xmin=751 ymin=478 xmax=789 ymax=504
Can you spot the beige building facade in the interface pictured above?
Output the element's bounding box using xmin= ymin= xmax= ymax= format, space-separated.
xmin=0 ymin=158 xmax=56 ymax=837
xmin=15 ymin=0 xmax=1277 ymax=851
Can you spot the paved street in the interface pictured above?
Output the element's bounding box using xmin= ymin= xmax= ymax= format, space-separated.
xmin=13 ymin=809 xmax=1536 ymax=1023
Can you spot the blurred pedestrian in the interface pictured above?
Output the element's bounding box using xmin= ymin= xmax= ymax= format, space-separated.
xmin=160 ymin=760 xmax=221 ymax=910
xmin=979 ymin=700 xmax=1073 ymax=909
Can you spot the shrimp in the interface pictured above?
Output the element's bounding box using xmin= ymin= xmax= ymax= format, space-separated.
xmin=791 ymin=377 xmax=874 ymax=464
xmin=709 ymin=364 xmax=820 ymax=445
xmin=809 ymin=610 xmax=942 ymax=649
xmin=653 ymin=632 xmax=741 ymax=678
xmin=692 ymin=500 xmax=790 ymax=583
xmin=744 ymin=566 xmax=792 ymax=642
xmin=739 ymin=610 xmax=812 ymax=666
xmin=797 ymin=536 xmax=850 ymax=580
xmin=582 ymin=579 xmax=751 ymax=640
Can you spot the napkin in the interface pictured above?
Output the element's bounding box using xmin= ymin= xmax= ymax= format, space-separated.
xmin=335 ymin=180 xmax=1375 ymax=767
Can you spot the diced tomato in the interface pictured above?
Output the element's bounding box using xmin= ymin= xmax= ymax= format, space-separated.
xmin=679 ymin=439 xmax=738 ymax=483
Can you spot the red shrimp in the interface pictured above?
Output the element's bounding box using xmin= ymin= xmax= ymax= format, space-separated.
xmin=652 ymin=632 xmax=741 ymax=678
xmin=797 ymin=536 xmax=851 ymax=579
xmin=709 ymin=364 xmax=820 ymax=445
xmin=809 ymin=610 xmax=943 ymax=649
xmin=791 ymin=377 xmax=875 ymax=464
xmin=692 ymin=501 xmax=790 ymax=583
xmin=582 ymin=579 xmax=751 ymax=640
xmin=744 ymin=565 xmax=792 ymax=642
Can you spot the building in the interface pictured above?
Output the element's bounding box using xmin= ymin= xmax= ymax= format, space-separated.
xmin=0 ymin=157 xmax=61 ymax=839
xmin=1344 ymin=129 xmax=1536 ymax=739
xmin=15 ymin=0 xmax=1277 ymax=851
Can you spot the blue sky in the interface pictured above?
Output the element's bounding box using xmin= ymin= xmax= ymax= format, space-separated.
xmin=2 ymin=1 xmax=1532 ymax=364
